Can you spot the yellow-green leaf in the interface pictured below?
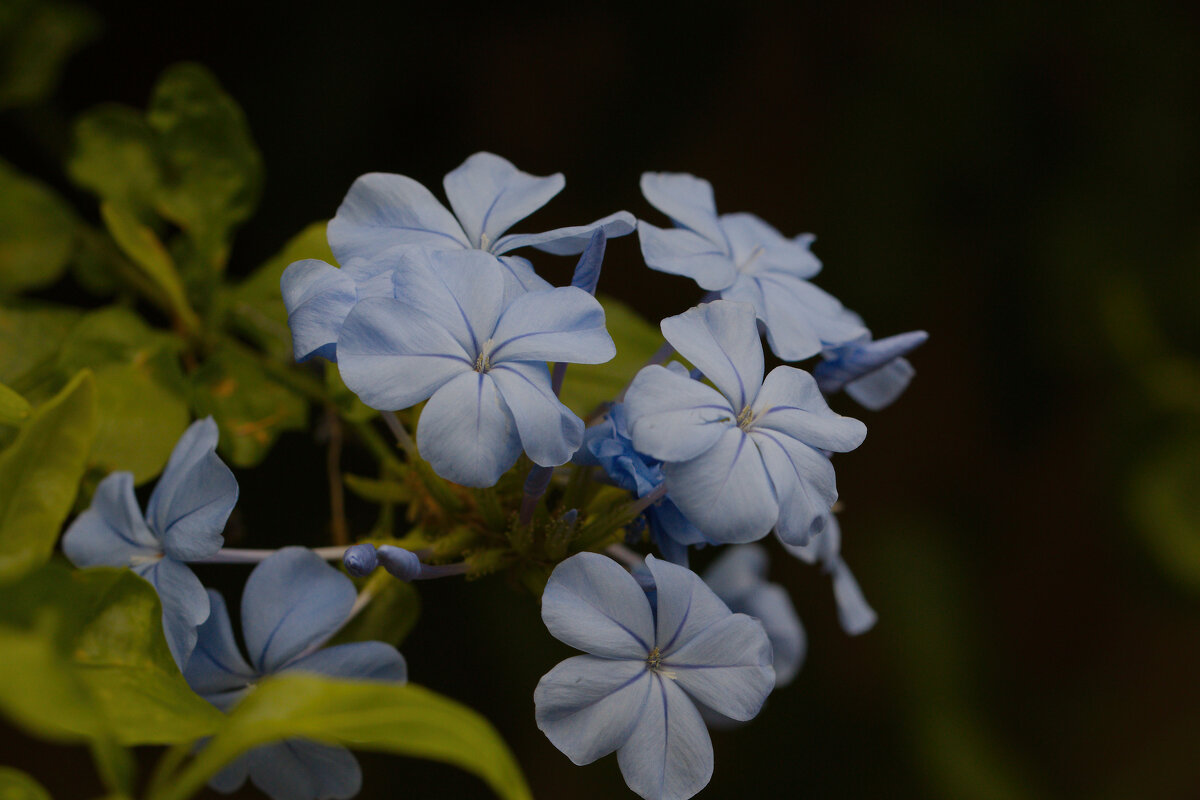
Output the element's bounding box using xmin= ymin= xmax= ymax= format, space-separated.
xmin=558 ymin=294 xmax=663 ymax=417
xmin=0 ymin=381 xmax=30 ymax=425
xmin=99 ymin=202 xmax=197 ymax=333
xmin=0 ymin=766 xmax=53 ymax=800
xmin=0 ymin=159 xmax=77 ymax=294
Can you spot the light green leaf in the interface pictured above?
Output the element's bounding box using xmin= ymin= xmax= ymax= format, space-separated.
xmin=55 ymin=306 xmax=181 ymax=375
xmin=0 ymin=381 xmax=30 ymax=425
xmin=191 ymin=345 xmax=307 ymax=467
xmin=226 ymin=221 xmax=332 ymax=358
xmin=90 ymin=363 xmax=190 ymax=483
xmin=0 ymin=370 xmax=97 ymax=581
xmin=154 ymin=675 xmax=532 ymax=800
xmin=558 ymin=294 xmax=663 ymax=416
xmin=67 ymin=105 xmax=161 ymax=220
xmin=0 ymin=304 xmax=80 ymax=390
xmin=99 ymin=202 xmax=198 ymax=334
xmin=0 ymin=766 xmax=53 ymax=800
xmin=0 ymin=615 xmax=104 ymax=740
xmin=0 ymin=0 xmax=99 ymax=110
xmin=0 ymin=159 xmax=77 ymax=294
xmin=329 ymin=571 xmax=420 ymax=648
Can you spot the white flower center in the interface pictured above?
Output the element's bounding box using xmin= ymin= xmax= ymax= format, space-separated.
xmin=474 ymin=338 xmax=496 ymax=373
xmin=736 ymin=404 xmax=759 ymax=431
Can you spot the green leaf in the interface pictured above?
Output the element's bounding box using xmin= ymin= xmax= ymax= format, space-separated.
xmin=68 ymin=105 xmax=161 ymax=220
xmin=0 ymin=0 xmax=99 ymax=110
xmin=99 ymin=202 xmax=198 ymax=334
xmin=0 ymin=766 xmax=53 ymax=800
xmin=0 ymin=159 xmax=77 ymax=294
xmin=0 ymin=381 xmax=30 ymax=425
xmin=0 ymin=615 xmax=105 ymax=740
xmin=558 ymin=294 xmax=663 ymax=416
xmin=0 ymin=304 xmax=80 ymax=399
xmin=191 ymin=345 xmax=307 ymax=467
xmin=1129 ymin=434 xmax=1200 ymax=593
xmin=329 ymin=571 xmax=420 ymax=648
xmin=0 ymin=370 xmax=97 ymax=581
xmin=153 ymin=675 xmax=532 ymax=800
xmin=226 ymin=221 xmax=332 ymax=359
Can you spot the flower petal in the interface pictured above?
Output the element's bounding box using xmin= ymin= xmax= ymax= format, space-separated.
xmin=535 ymin=656 xmax=650 ymax=765
xmin=490 ymin=362 xmax=584 ymax=467
xmin=644 ymin=555 xmax=734 ymax=655
xmin=640 ymin=172 xmax=727 ymax=250
xmin=662 ymin=428 xmax=778 ymax=543
xmin=624 ymin=365 xmax=734 ymax=463
xmin=183 ymin=589 xmax=256 ymax=701
xmin=496 ymin=255 xmax=553 ymax=295
xmin=391 ymin=250 xmax=506 ymax=357
xmin=718 ymin=213 xmax=821 ymax=278
xmin=208 ymin=753 xmax=251 ymax=794
xmin=750 ymin=428 xmax=838 ymax=545
xmin=616 ymin=674 xmax=713 ymax=800
xmin=637 ymin=221 xmax=736 ymax=291
xmin=492 ymin=211 xmax=636 ymax=256
xmin=328 ymin=172 xmax=468 ymax=263
xmin=133 ymin=558 xmax=210 ymax=668
xmin=415 ymin=371 xmax=521 ymax=487
xmin=489 ymin=287 xmax=615 ymax=365
xmin=831 ymin=558 xmax=877 ymax=635
xmin=700 ymin=544 xmax=768 ymax=605
xmin=241 ymin=547 xmax=357 ymax=674
xmin=845 ymin=357 xmax=917 ymax=411
xmin=337 ymin=298 xmax=471 ymax=411
xmin=666 ymin=613 xmax=774 ymax=721
xmin=280 ymin=259 xmax=358 ymax=363
xmin=246 ymin=740 xmax=361 ymax=800
xmin=660 ymin=301 xmax=763 ymax=411
xmin=753 ymin=272 xmax=867 ymax=360
xmin=541 ymin=552 xmax=655 ymax=658
xmin=284 ymin=642 xmax=407 ymax=683
xmin=145 ymin=418 xmax=237 ymax=562
xmin=62 ymin=471 xmax=158 ymax=567
xmin=443 ymin=152 xmax=565 ymax=249
xmin=739 ymin=583 xmax=806 ymax=687
xmin=752 ymin=366 xmax=868 ymax=452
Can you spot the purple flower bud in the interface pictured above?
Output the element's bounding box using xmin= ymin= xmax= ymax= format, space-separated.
xmin=343 ymin=543 xmax=379 ymax=577
xmin=377 ymin=545 xmax=422 ymax=581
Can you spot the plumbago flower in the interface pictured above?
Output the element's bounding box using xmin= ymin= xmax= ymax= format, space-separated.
xmin=183 ymin=548 xmax=406 ymax=800
xmin=637 ymin=172 xmax=866 ymax=361
xmin=576 ymin=399 xmax=708 ymax=566
xmin=814 ymin=316 xmax=929 ymax=411
xmin=336 ymin=250 xmax=615 ymax=486
xmin=62 ymin=417 xmax=237 ymax=665
xmin=782 ymin=512 xmax=877 ymax=635
xmin=624 ymin=300 xmax=867 ymax=546
xmin=535 ymin=552 xmax=773 ymax=800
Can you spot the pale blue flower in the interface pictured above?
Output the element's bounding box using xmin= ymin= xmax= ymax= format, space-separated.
xmin=624 ymin=300 xmax=867 ymax=546
xmin=62 ymin=417 xmax=237 ymax=666
xmin=814 ymin=320 xmax=929 ymax=411
xmin=183 ymin=548 xmax=406 ymax=800
xmin=535 ymin=552 xmax=773 ymax=800
xmin=637 ymin=172 xmax=866 ymax=360
xmin=336 ymin=250 xmax=615 ymax=486
xmin=781 ymin=513 xmax=877 ymax=635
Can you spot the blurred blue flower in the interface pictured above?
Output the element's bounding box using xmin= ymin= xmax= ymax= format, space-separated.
xmin=62 ymin=417 xmax=237 ymax=666
xmin=624 ymin=300 xmax=867 ymax=546
xmin=336 ymin=250 xmax=615 ymax=486
xmin=535 ymin=552 xmax=773 ymax=800
xmin=183 ymin=547 xmax=406 ymax=800
xmin=637 ymin=172 xmax=866 ymax=360
xmin=781 ymin=513 xmax=877 ymax=635
xmin=814 ymin=321 xmax=929 ymax=411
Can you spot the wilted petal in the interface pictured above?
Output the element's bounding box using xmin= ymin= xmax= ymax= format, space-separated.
xmin=844 ymin=357 xmax=917 ymax=411
xmin=666 ymin=613 xmax=774 ymax=721
xmin=625 ymin=365 xmax=734 ymax=463
xmin=752 ymin=366 xmax=868 ymax=452
xmin=616 ymin=675 xmax=713 ymax=800
xmin=328 ymin=172 xmax=468 ymax=263
xmin=285 ymin=642 xmax=407 ymax=683
xmin=831 ymin=558 xmax=877 ymax=635
xmin=62 ymin=471 xmax=158 ymax=567
xmin=184 ymin=590 xmax=256 ymax=699
xmin=492 ymin=211 xmax=636 ymax=256
xmin=663 ymin=427 xmax=778 ymax=544
xmin=134 ymin=557 xmax=210 ymax=668
xmin=637 ymin=221 xmax=735 ymax=291
xmin=337 ymin=298 xmax=471 ymax=411
xmin=145 ymin=418 xmax=237 ymax=563
xmin=241 ymin=548 xmax=357 ymax=674
xmin=660 ymin=301 xmax=763 ymax=411
xmin=415 ymin=371 xmax=521 ymax=487
xmin=719 ymin=213 xmax=821 ymax=278
xmin=245 ymin=740 xmax=361 ymax=800
xmin=490 ymin=362 xmax=584 ymax=467
xmin=443 ymin=152 xmax=564 ymax=249
xmin=490 ymin=287 xmax=615 ymax=364
xmin=391 ymin=251 xmax=506 ymax=357
xmin=280 ymin=259 xmax=358 ymax=363
xmin=535 ymin=656 xmax=650 ymax=765
xmin=814 ymin=330 xmax=927 ymax=395
xmin=751 ymin=429 xmax=837 ymax=546
xmin=640 ymin=172 xmax=727 ymax=250
xmin=542 ymin=552 xmax=655 ymax=658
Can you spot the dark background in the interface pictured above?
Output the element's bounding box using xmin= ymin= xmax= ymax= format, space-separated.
xmin=5 ymin=1 xmax=1200 ymax=798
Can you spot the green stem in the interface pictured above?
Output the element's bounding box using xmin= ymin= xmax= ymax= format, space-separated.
xmin=143 ymin=742 xmax=192 ymax=800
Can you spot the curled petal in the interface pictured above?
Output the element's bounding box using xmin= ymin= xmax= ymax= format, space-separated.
xmin=640 ymin=172 xmax=727 ymax=250
xmin=328 ymin=172 xmax=468 ymax=263
xmin=831 ymin=558 xmax=877 ymax=635
xmin=637 ymin=221 xmax=735 ymax=292
xmin=535 ymin=656 xmax=650 ymax=765
xmin=490 ymin=362 xmax=584 ymax=467
xmin=280 ymin=259 xmax=357 ymax=363
xmin=415 ymin=371 xmax=521 ymax=487
xmin=133 ymin=558 xmax=210 ymax=669
xmin=616 ymin=674 xmax=713 ymax=800
xmin=542 ymin=552 xmax=655 ymax=658
xmin=490 ymin=287 xmax=615 ymax=365
xmin=493 ymin=211 xmax=636 ymax=256
xmin=752 ymin=366 xmax=868 ymax=453
xmin=145 ymin=418 xmax=236 ymax=563
xmin=443 ymin=152 xmax=565 ymax=249
xmin=62 ymin=471 xmax=158 ymax=567
xmin=624 ymin=365 xmax=733 ymax=463
xmin=660 ymin=301 xmax=763 ymax=411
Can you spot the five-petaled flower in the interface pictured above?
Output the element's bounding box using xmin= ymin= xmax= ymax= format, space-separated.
xmin=624 ymin=300 xmax=867 ymax=546
xmin=183 ymin=548 xmax=407 ymax=800
xmin=637 ymin=172 xmax=866 ymax=360
xmin=535 ymin=552 xmax=774 ymax=800
xmin=62 ymin=417 xmax=237 ymax=666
